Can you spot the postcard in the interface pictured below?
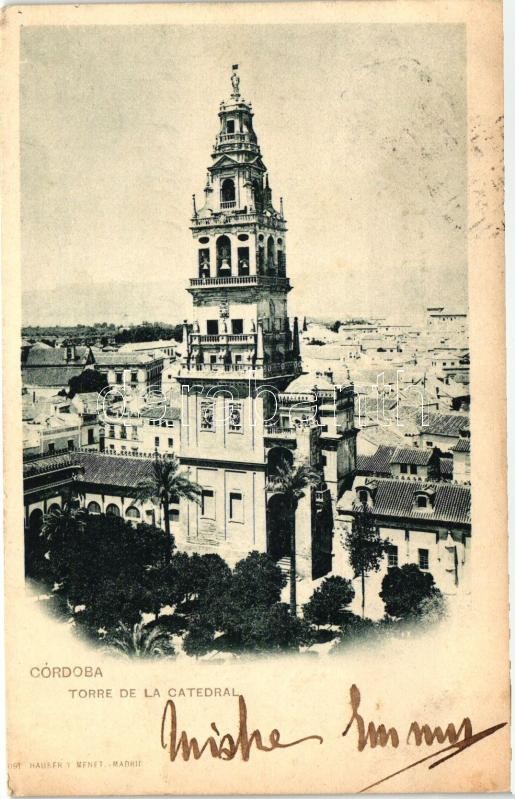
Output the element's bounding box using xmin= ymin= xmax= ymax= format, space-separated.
xmin=1 ymin=0 xmax=509 ymax=794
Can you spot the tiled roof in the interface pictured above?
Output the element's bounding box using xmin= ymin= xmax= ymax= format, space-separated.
xmin=23 ymin=452 xmax=82 ymax=478
xmin=139 ymin=405 xmax=181 ymax=421
xmin=390 ymin=447 xmax=433 ymax=466
xmin=358 ymin=424 xmax=405 ymax=449
xmin=22 ymin=366 xmax=87 ymax=387
xmin=439 ymin=458 xmax=453 ymax=477
xmin=93 ymin=351 xmax=156 ymax=366
xmin=418 ymin=411 xmax=469 ymax=438
xmin=340 ymin=477 xmax=471 ymax=526
xmin=25 ymin=346 xmax=92 ymax=367
xmin=452 ymin=438 xmax=471 ymax=453
xmin=357 ymin=445 xmax=396 ymax=475
xmin=75 ymin=451 xmax=154 ymax=488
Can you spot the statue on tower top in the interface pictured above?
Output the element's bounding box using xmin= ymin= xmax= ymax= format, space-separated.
xmin=230 ymin=64 xmax=240 ymax=99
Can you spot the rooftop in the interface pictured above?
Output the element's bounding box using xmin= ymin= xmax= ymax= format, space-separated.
xmin=390 ymin=447 xmax=433 ymax=466
xmin=75 ymin=451 xmax=154 ymax=488
xmin=356 ymin=445 xmax=396 ymax=475
xmin=418 ymin=411 xmax=470 ymax=438
xmin=339 ymin=477 xmax=471 ymax=526
xmin=452 ymin=438 xmax=471 ymax=453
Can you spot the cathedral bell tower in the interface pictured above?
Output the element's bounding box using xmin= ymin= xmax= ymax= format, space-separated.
xmin=184 ymin=64 xmax=300 ymax=380
xmin=176 ymin=66 xmax=302 ymax=563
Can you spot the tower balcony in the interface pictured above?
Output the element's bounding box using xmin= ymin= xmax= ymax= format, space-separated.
xmin=177 ymin=359 xmax=302 ymax=381
xmin=188 ymin=274 xmax=291 ymax=292
xmin=189 ymin=333 xmax=256 ymax=345
xmin=264 ymin=423 xmax=297 ymax=439
xmin=191 ymin=211 xmax=286 ymax=231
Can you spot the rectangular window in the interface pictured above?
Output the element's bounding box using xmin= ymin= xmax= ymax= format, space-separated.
xmin=131 ymin=371 xmax=138 ymax=384
xmin=400 ymin=464 xmax=408 ymax=474
xmin=200 ymin=400 xmax=215 ymax=431
xmin=48 ymin=443 xmax=55 ymax=454
xmin=67 ymin=439 xmax=74 ymax=450
xmin=168 ymin=438 xmax=173 ymax=448
xmin=426 ymin=441 xmax=433 ymax=448
xmin=201 ymin=489 xmax=215 ymax=519
xmin=154 ymin=436 xmax=160 ymax=449
xmin=418 ymin=548 xmax=429 ymax=570
xmin=109 ymin=425 xmax=115 ymax=438
xmin=410 ymin=464 xmax=418 ymax=475
xmin=116 ymin=372 xmax=123 ymax=384
xmin=229 ymin=491 xmax=243 ymax=523
xmin=231 ymin=319 xmax=244 ymax=335
xmin=87 ymin=429 xmax=94 ymax=444
xmin=207 ymin=319 xmax=219 ymax=335
xmin=235 ymin=354 xmax=242 ymax=364
xmin=210 ymin=354 xmax=217 ymax=365
xmin=131 ymin=426 xmax=138 ymax=440
xmin=387 ymin=545 xmax=398 ymax=568
xmin=226 ymin=119 xmax=235 ymax=134
xmin=228 ymin=402 xmax=243 ymax=432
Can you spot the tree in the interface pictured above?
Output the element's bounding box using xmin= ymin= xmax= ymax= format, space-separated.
xmin=303 ymin=576 xmax=355 ymax=627
xmin=331 ymin=613 xmax=377 ymax=653
xmin=237 ymin=603 xmax=310 ymax=653
xmin=203 ymin=552 xmax=302 ymax=653
xmin=135 ymin=454 xmax=201 ymax=563
xmin=344 ymin=502 xmax=389 ymax=618
xmin=231 ymin=551 xmax=286 ymax=609
xmin=183 ymin=617 xmax=216 ymax=658
xmin=268 ymin=462 xmax=320 ymax=616
xmin=68 ymin=368 xmax=108 ymax=398
xmin=103 ymin=621 xmax=176 ymax=659
xmin=38 ymin=509 xmax=171 ymax=633
xmin=379 ymin=564 xmax=442 ymax=620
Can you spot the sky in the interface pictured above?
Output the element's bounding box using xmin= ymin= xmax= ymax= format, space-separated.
xmin=20 ymin=23 xmax=467 ymax=326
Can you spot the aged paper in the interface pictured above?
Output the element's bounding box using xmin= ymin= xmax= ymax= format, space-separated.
xmin=1 ymin=0 xmax=508 ymax=794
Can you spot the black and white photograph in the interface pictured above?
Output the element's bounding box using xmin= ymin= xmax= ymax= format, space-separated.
xmin=2 ymin=3 xmax=509 ymax=794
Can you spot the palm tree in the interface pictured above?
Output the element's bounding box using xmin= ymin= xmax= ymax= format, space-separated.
xmin=42 ymin=500 xmax=87 ymax=546
xmin=268 ymin=461 xmax=320 ymax=616
xmin=103 ymin=621 xmax=176 ymax=659
xmin=135 ymin=454 xmax=201 ymax=563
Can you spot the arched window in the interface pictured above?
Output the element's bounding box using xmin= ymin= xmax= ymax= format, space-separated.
xmin=252 ymin=179 xmax=263 ymax=212
xmin=216 ymin=235 xmax=232 ymax=274
xmin=266 ymin=446 xmax=293 ymax=479
xmin=28 ymin=508 xmax=44 ymax=534
xmin=87 ymin=501 xmax=101 ymax=515
xmin=221 ymin=178 xmax=235 ymax=208
xmin=198 ymin=248 xmax=210 ymax=278
xmin=47 ymin=503 xmax=60 ymax=514
xmin=277 ymin=242 xmax=286 ymax=274
xmin=106 ymin=503 xmax=120 ymax=516
xmin=267 ymin=236 xmax=276 ymax=272
xmin=126 ymin=506 xmax=141 ymax=520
